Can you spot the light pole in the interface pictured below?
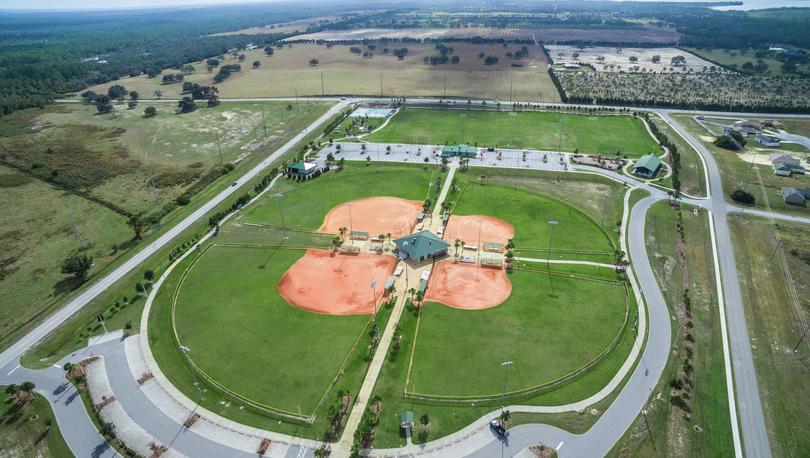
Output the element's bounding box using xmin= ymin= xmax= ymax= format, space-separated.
xmin=275 ymin=193 xmax=287 ymax=240
xmin=547 ymin=220 xmax=558 ymax=297
xmin=371 ymin=278 xmax=378 ymax=326
xmin=179 ymin=345 xmax=205 ymax=401
xmin=347 ymin=203 xmax=354 ymax=236
xmin=477 ymin=219 xmax=483 ymax=282
xmin=501 ymin=360 xmax=513 ymax=410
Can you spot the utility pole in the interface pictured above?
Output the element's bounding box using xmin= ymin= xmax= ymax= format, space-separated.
xmin=97 ymin=313 xmax=107 ymax=333
xmin=294 ymin=88 xmax=300 ymax=115
xmin=215 ymin=133 xmax=223 ymax=163
xmin=444 ymin=73 xmax=447 ymax=98
xmin=371 ymin=278 xmax=378 ymax=325
xmin=642 ymin=409 xmax=656 ymax=451
xmin=260 ymin=109 xmax=267 ymax=136
xmin=70 ymin=215 xmax=85 ymax=248
xmin=321 ymin=72 xmax=325 ymax=97
xmin=380 ymin=72 xmax=383 ymax=98
xmin=509 ymin=77 xmax=513 ymax=103
xmin=501 ymin=360 xmax=512 ymax=409
xmin=275 ymin=193 xmax=287 ymax=240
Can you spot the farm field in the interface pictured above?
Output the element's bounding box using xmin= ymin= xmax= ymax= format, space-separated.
xmin=172 ymin=246 xmax=371 ymax=416
xmin=671 ymin=114 xmax=810 ymax=216
xmin=84 ymin=43 xmax=560 ymax=103
xmin=0 ymin=101 xmax=331 ymax=215
xmin=685 ymin=47 xmax=810 ymax=77
xmin=367 ymin=108 xmax=660 ymax=157
xmin=0 ymin=389 xmax=72 ymax=458
xmin=0 ymin=165 xmax=131 ymax=349
xmin=408 ymin=269 xmax=628 ymax=397
xmin=612 ymin=202 xmax=732 ymax=457
xmin=728 ymin=215 xmax=810 ymax=457
xmin=448 ymin=178 xmax=615 ymax=253
xmin=546 ymin=45 xmax=718 ymax=73
xmin=244 ymin=162 xmax=439 ymax=231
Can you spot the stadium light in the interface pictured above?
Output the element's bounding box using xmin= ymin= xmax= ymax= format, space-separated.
xmin=547 ymin=220 xmax=558 ymax=297
xmin=275 ymin=193 xmax=287 ymax=240
xmin=501 ymin=360 xmax=513 ymax=410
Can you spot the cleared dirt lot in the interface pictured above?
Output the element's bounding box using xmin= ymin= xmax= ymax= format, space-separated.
xmin=85 ymin=42 xmax=560 ymax=102
xmin=546 ymin=45 xmax=721 ymax=73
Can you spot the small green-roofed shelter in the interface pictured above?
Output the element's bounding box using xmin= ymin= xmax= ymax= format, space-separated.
xmin=400 ymin=411 xmax=415 ymax=429
xmin=442 ymin=144 xmax=478 ymax=158
xmin=632 ymin=154 xmax=662 ymax=179
xmin=287 ymin=161 xmax=321 ymax=177
xmin=394 ymin=230 xmax=450 ymax=262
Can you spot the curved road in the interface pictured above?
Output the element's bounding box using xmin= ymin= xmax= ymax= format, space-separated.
xmin=2 ymin=97 xmax=805 ymax=457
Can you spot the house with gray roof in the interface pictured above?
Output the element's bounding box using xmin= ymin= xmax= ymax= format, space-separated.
xmin=782 ymin=187 xmax=810 ymax=205
xmin=770 ymin=154 xmax=805 ymax=176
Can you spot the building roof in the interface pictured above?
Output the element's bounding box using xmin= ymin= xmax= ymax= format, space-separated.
xmin=782 ymin=187 xmax=810 ymax=199
xmin=769 ymin=154 xmax=800 ymax=165
xmin=442 ymin=145 xmax=477 ymax=154
xmin=633 ymin=154 xmax=662 ymax=172
xmin=394 ymin=230 xmax=450 ymax=259
xmin=400 ymin=411 xmax=414 ymax=425
xmin=288 ymin=162 xmax=318 ymax=172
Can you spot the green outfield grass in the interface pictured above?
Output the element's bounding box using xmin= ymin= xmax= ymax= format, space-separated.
xmin=449 ymin=177 xmax=615 ymax=253
xmin=0 ymin=391 xmax=72 ymax=458
xmin=172 ymin=245 xmax=370 ymax=416
xmin=244 ymin=162 xmax=440 ymax=230
xmin=408 ymin=269 xmax=628 ymax=397
xmin=367 ymin=109 xmax=660 ymax=157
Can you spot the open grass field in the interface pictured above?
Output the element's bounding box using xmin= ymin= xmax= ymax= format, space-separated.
xmin=685 ymin=47 xmax=810 ymax=77
xmin=448 ymin=176 xmax=615 ymax=253
xmin=84 ymin=43 xmax=560 ymax=102
xmin=408 ymin=269 xmax=628 ymax=397
xmin=244 ymin=162 xmax=439 ymax=231
xmin=612 ymin=202 xmax=732 ymax=457
xmin=728 ymin=215 xmax=810 ymax=457
xmin=0 ymin=165 xmax=131 ymax=350
xmin=0 ymin=392 xmax=72 ymax=458
xmin=367 ymin=108 xmax=660 ymax=157
xmin=672 ymin=114 xmax=810 ymax=216
xmin=172 ymin=245 xmax=371 ymax=416
xmin=0 ymin=101 xmax=330 ymax=215
xmin=370 ymin=264 xmax=638 ymax=448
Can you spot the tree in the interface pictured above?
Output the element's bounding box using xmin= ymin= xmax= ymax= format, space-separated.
xmin=62 ymin=254 xmax=92 ymax=279
xmin=181 ymin=64 xmax=196 ymax=74
xmin=309 ymin=58 xmax=320 ymax=66
xmin=499 ymin=409 xmax=511 ymax=425
xmin=144 ymin=270 xmax=155 ymax=281
xmin=207 ymin=96 xmax=221 ymax=107
xmin=714 ymin=130 xmax=746 ymax=150
xmin=153 ymin=90 xmax=163 ymax=99
xmin=651 ymin=54 xmax=661 ymax=64
xmin=629 ymin=56 xmax=638 ymax=63
xmin=238 ymin=54 xmax=246 ymax=62
xmin=95 ymin=94 xmax=113 ymax=114
xmin=128 ymin=215 xmax=146 ymax=239
xmin=128 ymin=100 xmax=138 ymax=109
xmin=206 ymin=58 xmax=220 ymax=69
xmin=671 ymin=55 xmax=686 ymax=66
xmin=81 ymin=90 xmax=98 ymax=104
xmin=451 ymin=55 xmax=460 ymax=64
xmin=252 ymin=60 xmax=261 ymax=69
xmin=264 ymin=46 xmax=274 ymax=56
xmin=107 ymin=84 xmax=127 ymax=100
xmin=408 ymin=288 xmax=416 ymax=301
xmin=731 ymin=189 xmax=755 ymax=205
xmin=419 ymin=414 xmax=429 ymax=430
xmin=19 ymin=381 xmax=35 ymax=403
xmin=144 ymin=106 xmax=157 ymax=118
xmin=63 ymin=362 xmax=75 ymax=377
xmin=4 ymin=384 xmax=19 ymax=403
xmin=129 ymin=90 xmax=139 ymax=101
xmin=178 ymin=97 xmax=197 ymax=114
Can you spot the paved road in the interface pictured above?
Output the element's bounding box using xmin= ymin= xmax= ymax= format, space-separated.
xmin=3 ymin=97 xmax=804 ymax=457
xmin=0 ymin=100 xmax=347 ymax=373
xmin=659 ymin=110 xmax=772 ymax=458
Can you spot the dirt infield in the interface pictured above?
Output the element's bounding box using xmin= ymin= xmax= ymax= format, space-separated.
xmin=444 ymin=215 xmax=515 ymax=246
xmin=319 ymin=196 xmax=423 ymax=237
xmin=425 ymin=262 xmax=512 ymax=310
xmin=278 ymin=249 xmax=396 ymax=315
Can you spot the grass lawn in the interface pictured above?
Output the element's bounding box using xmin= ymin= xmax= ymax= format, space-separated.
xmin=449 ymin=176 xmax=615 ymax=253
xmin=83 ymin=43 xmax=560 ymax=102
xmin=370 ymin=264 xmax=638 ymax=448
xmin=0 ymin=393 xmax=72 ymax=458
xmin=611 ymin=202 xmax=732 ymax=456
xmin=671 ymin=114 xmax=810 ymax=216
xmin=367 ymin=108 xmax=660 ymax=157
xmin=244 ymin=162 xmax=440 ymax=230
xmin=685 ymin=47 xmax=810 ymax=77
xmin=648 ymin=113 xmax=707 ymax=198
xmin=408 ymin=269 xmax=628 ymax=397
xmin=172 ymin=245 xmax=370 ymax=416
xmin=0 ymin=101 xmax=331 ymax=215
xmin=0 ymin=165 xmax=131 ymax=350
xmin=728 ymin=215 xmax=810 ymax=457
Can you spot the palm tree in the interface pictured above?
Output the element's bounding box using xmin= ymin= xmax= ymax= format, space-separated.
xmin=338 ymin=227 xmax=347 ymax=241
xmin=63 ymin=362 xmax=75 ymax=379
xmin=19 ymin=381 xmax=35 ymax=403
xmin=454 ymin=239 xmax=461 ymax=257
xmin=331 ymin=236 xmax=342 ymax=252
xmin=408 ymin=288 xmax=416 ymax=301
xmin=5 ymin=384 xmax=19 ymax=403
xmin=499 ymin=409 xmax=511 ymax=426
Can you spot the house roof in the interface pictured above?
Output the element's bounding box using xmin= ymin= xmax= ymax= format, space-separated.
xmin=769 ymin=154 xmax=799 ymax=164
xmin=633 ymin=154 xmax=662 ymax=172
xmin=782 ymin=187 xmax=810 ymax=199
xmin=400 ymin=411 xmax=414 ymax=424
xmin=288 ymin=162 xmax=318 ymax=172
xmin=394 ymin=230 xmax=450 ymax=259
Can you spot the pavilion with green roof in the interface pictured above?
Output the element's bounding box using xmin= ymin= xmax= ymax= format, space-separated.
xmin=394 ymin=230 xmax=450 ymax=262
xmin=632 ymin=154 xmax=662 ymax=179
xmin=441 ymin=144 xmax=478 ymax=158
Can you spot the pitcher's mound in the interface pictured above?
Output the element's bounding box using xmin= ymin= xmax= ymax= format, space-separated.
xmin=425 ymin=262 xmax=511 ymax=310
xmin=444 ymin=215 xmax=515 ymax=246
xmin=319 ymin=197 xmax=423 ymax=238
xmin=278 ymin=249 xmax=396 ymax=315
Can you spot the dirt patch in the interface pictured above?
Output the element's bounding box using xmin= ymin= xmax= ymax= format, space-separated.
xmin=319 ymin=196 xmax=422 ymax=238
xmin=444 ymin=215 xmax=515 ymax=246
xmin=278 ymin=249 xmax=396 ymax=315
xmin=425 ymin=261 xmax=511 ymax=310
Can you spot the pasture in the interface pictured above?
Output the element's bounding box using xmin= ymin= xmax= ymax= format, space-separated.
xmin=84 ymin=43 xmax=560 ymax=102
xmin=367 ymin=108 xmax=660 ymax=157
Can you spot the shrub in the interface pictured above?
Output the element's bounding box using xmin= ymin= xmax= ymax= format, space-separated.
xmin=730 ymin=189 xmax=755 ymax=204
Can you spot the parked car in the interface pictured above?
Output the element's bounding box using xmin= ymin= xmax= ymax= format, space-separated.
xmin=489 ymin=419 xmax=506 ymax=437
xmin=231 ymin=181 xmax=238 ymax=187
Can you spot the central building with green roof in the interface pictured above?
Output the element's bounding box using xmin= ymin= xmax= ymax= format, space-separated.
xmin=441 ymin=144 xmax=478 ymax=158
xmin=393 ymin=230 xmax=450 ymax=262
